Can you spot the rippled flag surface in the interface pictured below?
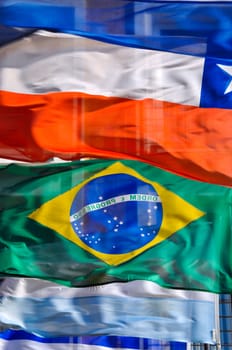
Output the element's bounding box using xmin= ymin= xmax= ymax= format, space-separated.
xmin=0 ymin=5 xmax=231 ymax=186
xmin=0 ymin=159 xmax=230 ymax=293
xmin=0 ymin=330 xmax=188 ymax=350
xmin=1 ymin=0 xmax=232 ymax=58
xmin=0 ymin=277 xmax=217 ymax=342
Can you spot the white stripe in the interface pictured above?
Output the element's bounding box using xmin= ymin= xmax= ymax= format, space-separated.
xmin=70 ymin=193 xmax=161 ymax=222
xmin=0 ymin=278 xmax=215 ymax=302
xmin=0 ymin=30 xmax=204 ymax=106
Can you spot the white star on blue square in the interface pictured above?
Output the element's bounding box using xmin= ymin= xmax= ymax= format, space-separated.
xmin=200 ymin=58 xmax=232 ymax=108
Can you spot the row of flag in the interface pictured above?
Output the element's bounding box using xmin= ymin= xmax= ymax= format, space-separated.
xmin=0 ymin=0 xmax=231 ymax=348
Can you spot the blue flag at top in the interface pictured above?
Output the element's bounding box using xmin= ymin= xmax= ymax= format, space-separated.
xmin=1 ymin=0 xmax=232 ymax=58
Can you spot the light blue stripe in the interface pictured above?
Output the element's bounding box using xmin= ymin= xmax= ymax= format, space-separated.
xmin=1 ymin=1 xmax=232 ymax=58
xmin=0 ymin=295 xmax=215 ymax=343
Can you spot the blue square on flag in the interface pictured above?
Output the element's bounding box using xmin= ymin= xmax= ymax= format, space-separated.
xmin=201 ymin=57 xmax=232 ymax=108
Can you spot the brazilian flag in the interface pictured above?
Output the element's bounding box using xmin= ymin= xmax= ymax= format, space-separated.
xmin=0 ymin=159 xmax=231 ymax=293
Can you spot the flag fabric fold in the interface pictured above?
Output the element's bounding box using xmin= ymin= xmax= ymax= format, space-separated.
xmin=0 ymin=159 xmax=230 ymax=293
xmin=0 ymin=25 xmax=35 ymax=47
xmin=1 ymin=0 xmax=232 ymax=59
xmin=0 ymin=330 xmax=188 ymax=350
xmin=0 ymin=31 xmax=231 ymax=186
xmin=0 ymin=278 xmax=217 ymax=343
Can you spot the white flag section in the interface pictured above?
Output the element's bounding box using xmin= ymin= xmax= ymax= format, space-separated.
xmin=0 ymin=30 xmax=203 ymax=106
xmin=0 ymin=331 xmax=187 ymax=350
xmin=0 ymin=278 xmax=217 ymax=343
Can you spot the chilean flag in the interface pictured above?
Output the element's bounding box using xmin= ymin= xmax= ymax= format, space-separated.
xmin=0 ymin=1 xmax=231 ymax=187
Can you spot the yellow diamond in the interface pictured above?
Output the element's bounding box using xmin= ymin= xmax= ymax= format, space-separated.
xmin=29 ymin=162 xmax=205 ymax=266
